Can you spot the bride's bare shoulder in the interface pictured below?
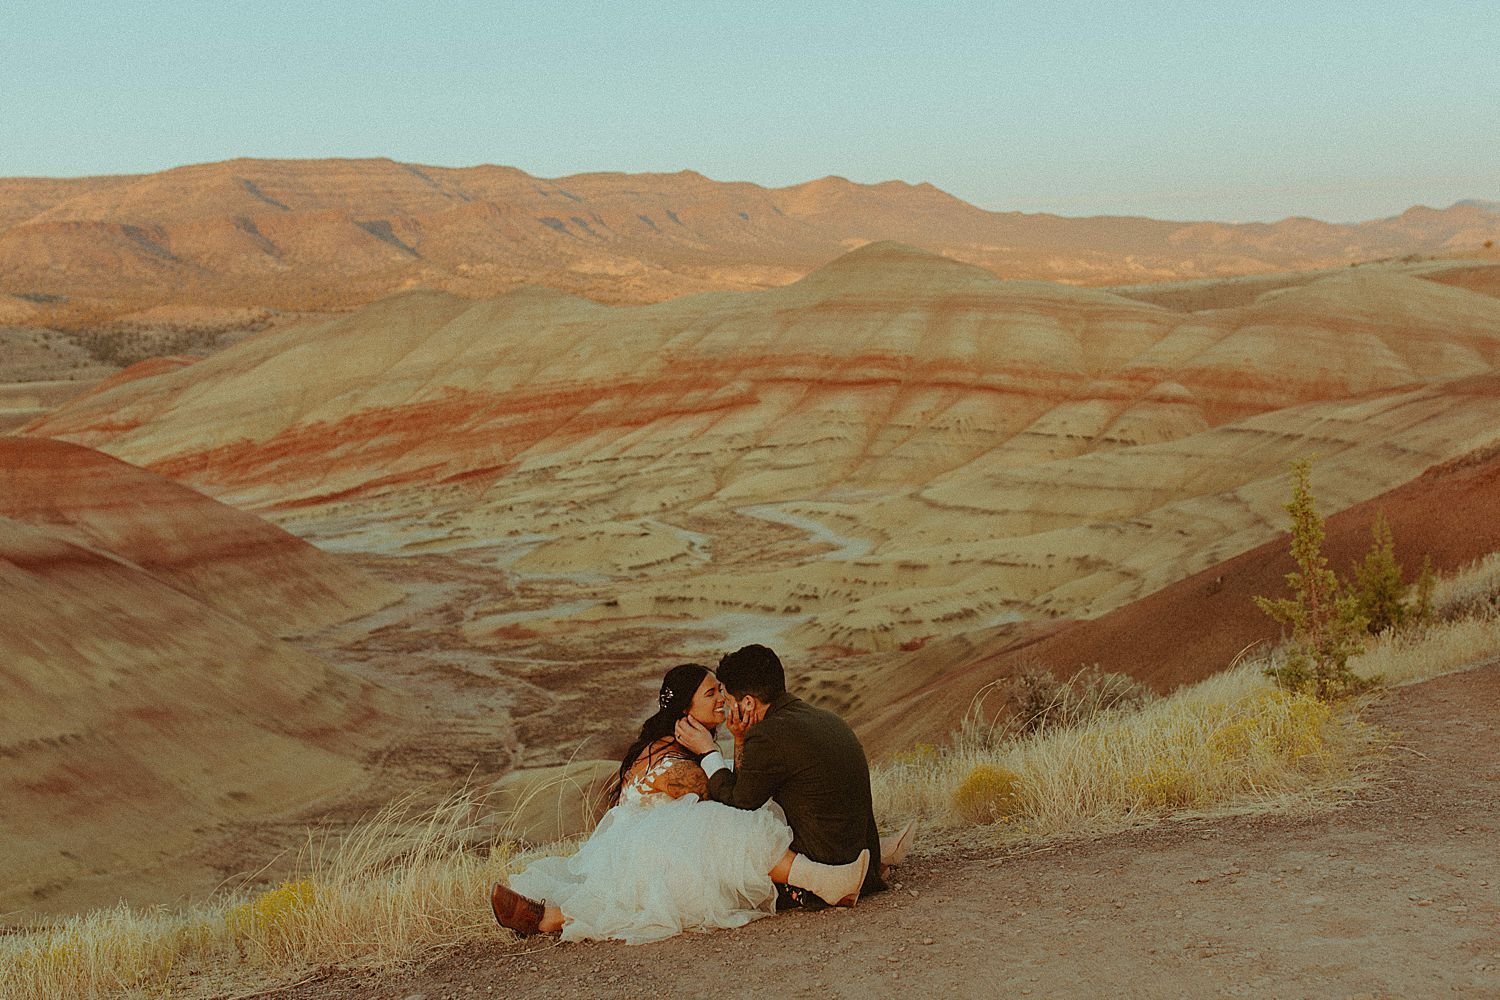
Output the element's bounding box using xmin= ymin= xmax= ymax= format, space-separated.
xmin=623 ymin=738 xmax=707 ymax=798
xmin=648 ymin=755 xmax=709 ymax=799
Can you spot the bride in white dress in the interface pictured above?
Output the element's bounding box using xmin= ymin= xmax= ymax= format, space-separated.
xmin=490 ymin=663 xmax=871 ymax=944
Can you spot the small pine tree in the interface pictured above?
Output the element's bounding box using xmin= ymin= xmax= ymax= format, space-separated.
xmin=1351 ymin=512 xmax=1408 ymax=634
xmin=1254 ymin=460 xmax=1370 ymax=699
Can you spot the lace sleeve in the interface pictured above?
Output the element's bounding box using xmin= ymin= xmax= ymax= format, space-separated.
xmin=648 ymin=757 xmax=709 ymax=799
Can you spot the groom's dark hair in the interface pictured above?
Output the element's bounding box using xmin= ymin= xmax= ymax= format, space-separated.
xmin=717 ymin=644 xmax=786 ymax=702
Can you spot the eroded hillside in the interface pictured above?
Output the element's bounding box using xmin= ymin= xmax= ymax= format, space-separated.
xmin=0 ymin=439 xmax=401 ymax=914
xmin=9 ymin=241 xmax=1500 ymax=918
xmin=24 ymin=244 xmax=1500 ymax=663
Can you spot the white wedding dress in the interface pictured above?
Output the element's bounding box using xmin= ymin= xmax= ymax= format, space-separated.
xmin=507 ymin=744 xmax=793 ymax=944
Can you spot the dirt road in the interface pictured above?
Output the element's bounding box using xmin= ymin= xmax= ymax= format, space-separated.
xmin=263 ymin=660 xmax=1500 ymax=999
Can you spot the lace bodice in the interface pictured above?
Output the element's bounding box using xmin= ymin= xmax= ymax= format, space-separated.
xmin=620 ymin=740 xmax=709 ymax=804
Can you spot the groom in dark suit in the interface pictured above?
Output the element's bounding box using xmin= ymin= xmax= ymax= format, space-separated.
xmin=676 ymin=643 xmax=886 ymax=907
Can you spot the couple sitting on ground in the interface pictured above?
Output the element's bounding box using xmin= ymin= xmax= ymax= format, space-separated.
xmin=490 ymin=643 xmax=914 ymax=944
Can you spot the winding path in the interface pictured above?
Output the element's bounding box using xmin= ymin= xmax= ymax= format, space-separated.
xmin=737 ymin=503 xmax=875 ymax=560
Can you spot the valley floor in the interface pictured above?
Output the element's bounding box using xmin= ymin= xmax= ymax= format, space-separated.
xmin=257 ymin=658 xmax=1500 ymax=999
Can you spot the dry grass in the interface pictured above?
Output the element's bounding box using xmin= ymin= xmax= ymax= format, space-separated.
xmin=1351 ymin=609 xmax=1500 ymax=687
xmin=873 ymin=664 xmax=1372 ymax=837
xmin=871 ymin=552 xmax=1500 ymax=840
xmin=5 ymin=553 xmax=1498 ymax=998
xmin=963 ymin=664 xmax=1155 ymax=741
xmin=871 ymin=551 xmax=1500 ymax=839
xmin=1348 ymin=552 xmax=1500 ymax=688
xmin=0 ymin=790 xmax=530 ymax=1000
xmin=223 ymin=792 xmax=514 ymax=969
xmin=0 ymin=905 xmax=224 ymax=1000
xmin=1430 ymin=551 xmax=1500 ymax=622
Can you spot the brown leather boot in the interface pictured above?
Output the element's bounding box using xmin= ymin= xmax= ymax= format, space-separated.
xmin=490 ymin=882 xmax=545 ymax=937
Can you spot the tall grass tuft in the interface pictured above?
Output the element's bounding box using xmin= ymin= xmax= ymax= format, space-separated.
xmin=0 ymin=904 xmax=226 ymax=1000
xmin=224 ymin=790 xmax=517 ymax=969
xmin=1431 ymin=551 xmax=1500 ymax=622
xmin=874 ymin=663 xmax=1373 ymax=837
xmin=1350 ymin=608 xmax=1500 ymax=687
xmin=0 ymin=789 xmax=528 ymax=1000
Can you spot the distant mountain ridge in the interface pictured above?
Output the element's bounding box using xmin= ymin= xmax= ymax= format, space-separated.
xmin=0 ymin=157 xmax=1496 ymax=328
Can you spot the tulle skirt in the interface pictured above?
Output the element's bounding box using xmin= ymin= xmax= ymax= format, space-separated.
xmin=508 ymin=794 xmax=794 ymax=944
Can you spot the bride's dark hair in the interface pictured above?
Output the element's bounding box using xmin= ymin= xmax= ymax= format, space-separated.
xmin=609 ymin=663 xmax=712 ymax=805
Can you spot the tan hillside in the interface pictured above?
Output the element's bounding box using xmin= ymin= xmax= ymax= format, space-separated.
xmin=848 ymin=425 xmax=1500 ymax=754
xmin=7 ymin=231 xmax=1500 ymax=932
xmin=2 ymin=158 xmax=1497 ymax=330
xmin=0 ymin=439 xmax=402 ymax=914
xmin=24 ymin=245 xmax=1500 ymax=674
xmin=0 ymin=437 xmax=400 ymax=632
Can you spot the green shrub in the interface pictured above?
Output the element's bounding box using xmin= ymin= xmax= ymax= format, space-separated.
xmin=1351 ymin=512 xmax=1409 ymax=634
xmin=1254 ymin=460 xmax=1370 ymax=699
xmin=1346 ymin=512 xmax=1440 ymax=635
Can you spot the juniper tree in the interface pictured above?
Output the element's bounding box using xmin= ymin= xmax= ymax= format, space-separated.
xmin=1351 ymin=512 xmax=1408 ymax=634
xmin=1254 ymin=460 xmax=1369 ymax=698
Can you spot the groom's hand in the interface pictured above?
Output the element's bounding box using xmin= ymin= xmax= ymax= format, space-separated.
xmin=674 ymin=716 xmax=717 ymax=755
xmin=726 ymin=698 xmax=756 ymax=742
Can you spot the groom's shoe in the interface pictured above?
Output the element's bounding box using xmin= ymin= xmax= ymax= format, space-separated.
xmin=490 ymin=882 xmax=545 ymax=937
xmin=881 ymin=818 xmax=917 ymax=867
xmin=788 ymin=848 xmax=870 ymax=908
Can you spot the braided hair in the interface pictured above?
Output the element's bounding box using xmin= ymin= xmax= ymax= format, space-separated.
xmin=609 ymin=663 xmax=712 ymax=805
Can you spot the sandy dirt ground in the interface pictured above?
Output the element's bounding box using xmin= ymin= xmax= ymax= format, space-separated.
xmin=249 ymin=658 xmax=1500 ymax=1000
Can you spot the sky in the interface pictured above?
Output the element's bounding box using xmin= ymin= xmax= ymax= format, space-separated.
xmin=2 ymin=1 xmax=1497 ymax=223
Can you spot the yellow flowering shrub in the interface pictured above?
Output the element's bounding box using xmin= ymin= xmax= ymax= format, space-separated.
xmin=1127 ymin=762 xmax=1202 ymax=807
xmin=226 ymin=880 xmax=318 ymax=941
xmin=953 ymin=764 xmax=1026 ymax=824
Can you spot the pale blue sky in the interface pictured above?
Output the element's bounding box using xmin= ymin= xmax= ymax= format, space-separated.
xmin=2 ymin=1 xmax=1496 ymax=222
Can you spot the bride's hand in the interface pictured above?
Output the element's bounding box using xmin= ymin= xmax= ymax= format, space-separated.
xmin=674 ymin=716 xmax=717 ymax=755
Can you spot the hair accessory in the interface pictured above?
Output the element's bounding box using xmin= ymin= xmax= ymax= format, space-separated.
xmin=658 ymin=685 xmax=674 ymax=709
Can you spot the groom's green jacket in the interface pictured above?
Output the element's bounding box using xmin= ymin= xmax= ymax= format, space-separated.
xmin=706 ymin=692 xmax=886 ymax=895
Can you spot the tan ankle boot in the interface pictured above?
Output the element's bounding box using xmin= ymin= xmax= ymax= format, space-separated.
xmin=881 ymin=819 xmax=917 ymax=867
xmin=787 ymin=849 xmax=870 ymax=907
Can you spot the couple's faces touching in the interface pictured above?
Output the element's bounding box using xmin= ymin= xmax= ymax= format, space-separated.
xmin=685 ymin=671 xmax=765 ymax=730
